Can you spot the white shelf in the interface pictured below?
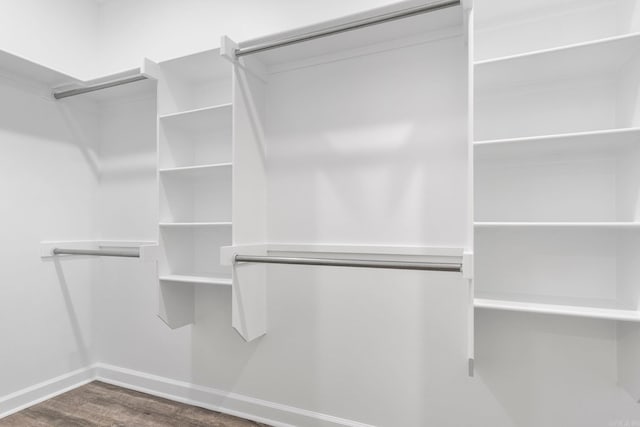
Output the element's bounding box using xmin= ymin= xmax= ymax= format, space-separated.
xmin=159 ymin=104 xmax=232 ymax=132
xmin=159 ymin=274 xmax=232 ymax=286
xmin=159 ymin=222 xmax=232 ymax=228
xmin=475 ymin=33 xmax=640 ymax=90
xmin=159 ymin=163 xmax=232 ymax=176
xmin=475 ymin=128 xmax=640 ymax=164
xmin=475 ymin=296 xmax=640 ymax=323
xmin=475 ymin=127 xmax=640 ymax=147
xmin=153 ymin=48 xmax=235 ymax=331
xmin=159 ymin=164 xmax=232 ymax=223
xmin=475 ymin=222 xmax=640 ymax=229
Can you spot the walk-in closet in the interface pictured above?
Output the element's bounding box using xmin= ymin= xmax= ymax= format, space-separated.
xmin=1 ymin=0 xmax=640 ymax=426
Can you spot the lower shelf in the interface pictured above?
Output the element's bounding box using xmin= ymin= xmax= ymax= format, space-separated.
xmin=475 ymin=294 xmax=640 ymax=322
xmin=159 ymin=222 xmax=232 ymax=228
xmin=159 ymin=274 xmax=232 ymax=286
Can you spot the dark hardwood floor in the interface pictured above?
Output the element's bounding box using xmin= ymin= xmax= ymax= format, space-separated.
xmin=0 ymin=381 xmax=271 ymax=427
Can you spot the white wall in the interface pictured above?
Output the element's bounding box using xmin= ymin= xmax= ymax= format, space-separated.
xmin=96 ymin=0 xmax=407 ymax=76
xmin=92 ymin=91 xmax=196 ymax=382
xmin=2 ymin=1 xmax=640 ymax=426
xmin=0 ymin=79 xmax=99 ymax=401
xmin=0 ymin=0 xmax=99 ymax=80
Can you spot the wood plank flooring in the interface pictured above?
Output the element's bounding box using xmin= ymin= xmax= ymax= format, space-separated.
xmin=0 ymin=381 xmax=271 ymax=427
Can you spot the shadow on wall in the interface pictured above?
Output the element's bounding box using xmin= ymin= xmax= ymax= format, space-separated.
xmin=52 ymin=258 xmax=91 ymax=367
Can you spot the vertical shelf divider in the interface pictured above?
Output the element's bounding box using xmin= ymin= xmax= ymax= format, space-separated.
xmin=224 ymin=37 xmax=268 ymax=342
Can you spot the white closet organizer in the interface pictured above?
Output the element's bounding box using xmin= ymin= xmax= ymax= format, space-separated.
xmin=23 ymin=56 xmax=159 ymax=262
xmin=143 ymin=50 xmax=234 ymax=328
xmin=219 ymin=0 xmax=474 ymax=353
xmin=474 ymin=0 xmax=640 ymax=398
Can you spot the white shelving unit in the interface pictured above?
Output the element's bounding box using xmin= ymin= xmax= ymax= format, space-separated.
xmin=221 ymin=1 xmax=472 ymax=345
xmin=475 ymin=294 xmax=640 ymax=322
xmin=474 ymin=0 xmax=640 ymax=400
xmin=475 ymin=222 xmax=640 ymax=229
xmin=143 ymin=50 xmax=233 ymax=329
xmin=159 ymin=163 xmax=232 ymax=175
xmin=475 ymin=32 xmax=640 ymax=89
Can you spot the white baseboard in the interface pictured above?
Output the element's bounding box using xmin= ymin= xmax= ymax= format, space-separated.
xmin=94 ymin=363 xmax=376 ymax=427
xmin=0 ymin=366 xmax=95 ymax=419
xmin=1 ymin=363 xmax=376 ymax=427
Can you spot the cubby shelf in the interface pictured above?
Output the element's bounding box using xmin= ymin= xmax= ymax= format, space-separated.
xmin=159 ymin=162 xmax=232 ymax=175
xmin=475 ymin=295 xmax=640 ymax=323
xmin=159 ymin=274 xmax=232 ymax=286
xmin=475 ymin=32 xmax=640 ymax=89
xmin=159 ymin=222 xmax=232 ymax=228
xmin=472 ymin=0 xmax=640 ymax=401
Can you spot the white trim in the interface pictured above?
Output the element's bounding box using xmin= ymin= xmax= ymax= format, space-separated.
xmin=1 ymin=363 xmax=378 ymax=427
xmin=0 ymin=366 xmax=95 ymax=419
xmin=95 ymin=363 xmax=377 ymax=427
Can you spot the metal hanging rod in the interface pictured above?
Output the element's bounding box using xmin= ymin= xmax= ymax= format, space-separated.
xmin=234 ymin=254 xmax=462 ymax=272
xmin=52 ymin=247 xmax=140 ymax=258
xmin=235 ymin=0 xmax=461 ymax=57
xmin=53 ymin=74 xmax=149 ymax=100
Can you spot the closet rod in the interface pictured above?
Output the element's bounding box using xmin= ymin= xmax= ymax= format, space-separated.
xmin=53 ymin=74 xmax=149 ymax=100
xmin=52 ymin=248 xmax=140 ymax=258
xmin=234 ymin=254 xmax=462 ymax=272
xmin=235 ymin=0 xmax=461 ymax=57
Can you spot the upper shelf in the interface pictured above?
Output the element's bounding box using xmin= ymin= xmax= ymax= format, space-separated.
xmin=475 ymin=33 xmax=640 ymax=91
xmin=159 ymin=274 xmax=232 ymax=286
xmin=159 ymin=104 xmax=232 ymax=132
xmin=0 ymin=49 xmax=75 ymax=90
xmin=159 ymin=163 xmax=232 ymax=176
xmin=233 ymin=1 xmax=463 ymax=70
